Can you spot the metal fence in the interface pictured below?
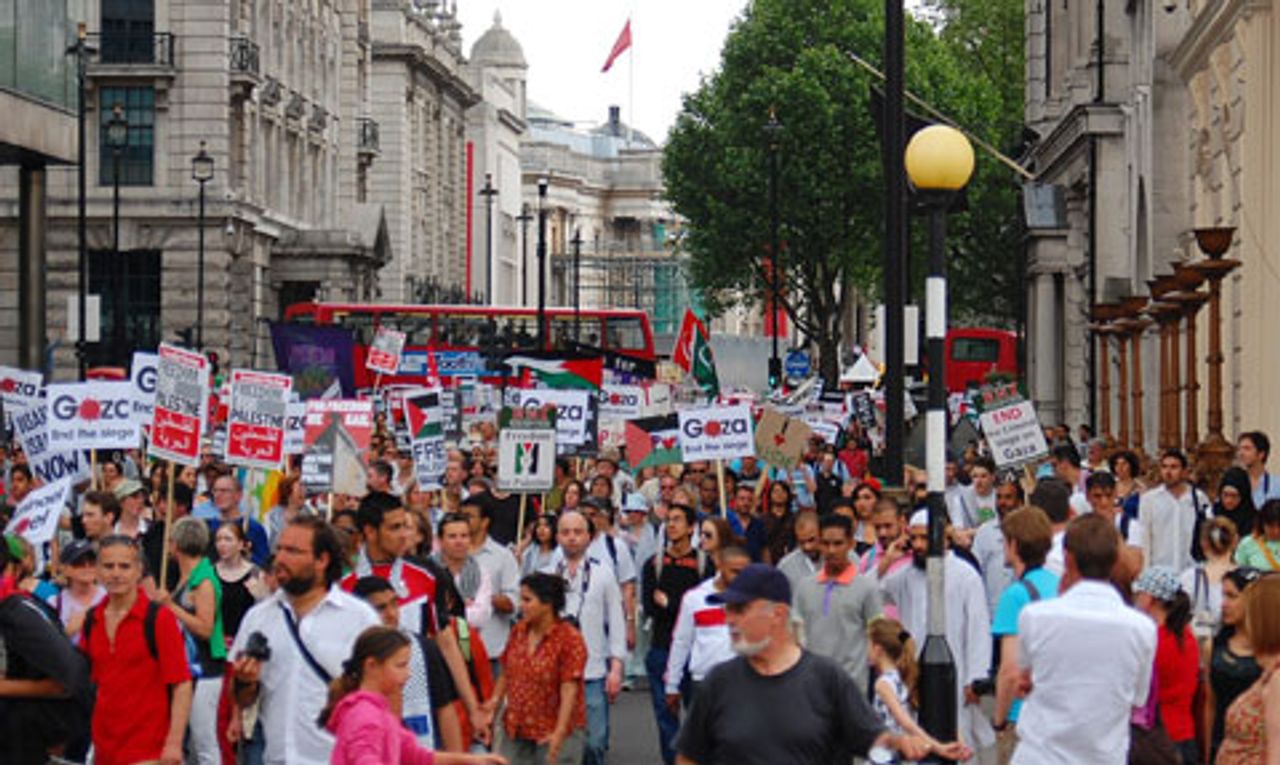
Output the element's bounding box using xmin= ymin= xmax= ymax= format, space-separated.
xmin=551 ymin=253 xmax=695 ymax=336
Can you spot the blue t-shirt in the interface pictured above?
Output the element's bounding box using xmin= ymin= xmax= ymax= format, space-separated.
xmin=207 ymin=516 xmax=271 ymax=567
xmin=992 ymin=566 xmax=1059 ymax=722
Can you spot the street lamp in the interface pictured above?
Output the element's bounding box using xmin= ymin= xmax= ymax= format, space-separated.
xmin=764 ymin=108 xmax=783 ymax=391
xmin=105 ymin=103 xmax=129 ymax=354
xmin=191 ymin=141 xmax=214 ymax=350
xmin=516 ymin=203 xmax=532 ymax=306
xmin=904 ymin=123 xmax=975 ymax=747
xmin=66 ymin=23 xmax=96 ymax=379
xmin=571 ymin=227 xmax=583 ymax=340
xmin=479 ymin=173 xmax=499 ymax=305
xmin=536 ymin=177 xmax=549 ymax=350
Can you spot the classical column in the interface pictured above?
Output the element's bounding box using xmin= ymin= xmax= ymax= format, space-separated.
xmin=1116 ymin=321 xmax=1131 ymax=448
xmin=1121 ymin=295 xmax=1151 ymax=457
xmin=1191 ymin=227 xmax=1241 ymax=495
xmin=1145 ymin=300 xmax=1173 ymax=452
xmin=1091 ymin=304 xmax=1124 ymax=443
xmin=1148 ymin=274 xmax=1182 ymax=453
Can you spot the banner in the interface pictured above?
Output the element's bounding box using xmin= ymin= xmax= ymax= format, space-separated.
xmin=5 ymin=479 xmax=72 ymax=549
xmin=11 ymin=404 xmax=90 ymax=484
xmin=130 ymin=351 xmax=159 ymax=425
xmin=496 ymin=406 xmax=557 ymax=492
xmin=0 ymin=365 xmax=43 ymax=411
xmin=504 ymin=388 xmax=592 ymax=450
xmin=979 ymin=400 xmax=1050 ymax=468
xmin=301 ymin=399 xmax=373 ymax=495
xmin=226 ymin=370 xmax=292 ymax=469
xmin=270 ymin=321 xmax=356 ymax=399
xmin=283 ymin=401 xmax=307 ymax=455
xmin=624 ymin=414 xmax=683 ymax=468
xmin=46 ymin=381 xmax=139 ymax=451
xmin=404 ymin=389 xmax=446 ymax=490
xmin=677 ymin=404 xmax=755 ymax=461
xmin=149 ymin=344 xmax=209 ymax=466
xmin=753 ymin=407 xmax=814 ymax=470
xmin=599 ymin=384 xmax=645 ymax=420
xmin=366 ymin=327 xmax=406 ymax=376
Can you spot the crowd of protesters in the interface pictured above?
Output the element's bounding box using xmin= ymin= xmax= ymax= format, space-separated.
xmin=3 ymin=417 xmax=1280 ymax=765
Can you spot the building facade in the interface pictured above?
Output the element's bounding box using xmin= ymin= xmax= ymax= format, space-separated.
xmin=0 ymin=0 xmax=391 ymax=376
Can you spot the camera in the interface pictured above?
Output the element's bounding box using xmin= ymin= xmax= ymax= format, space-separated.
xmin=970 ymin=677 xmax=995 ymax=697
xmin=243 ymin=631 xmax=271 ymax=662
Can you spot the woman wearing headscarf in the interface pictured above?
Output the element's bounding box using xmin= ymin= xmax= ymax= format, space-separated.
xmin=1216 ymin=467 xmax=1257 ymax=537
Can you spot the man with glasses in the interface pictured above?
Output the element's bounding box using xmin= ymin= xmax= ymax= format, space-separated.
xmin=682 ymin=462 xmax=709 ymax=502
xmin=207 ymin=474 xmax=270 ymax=567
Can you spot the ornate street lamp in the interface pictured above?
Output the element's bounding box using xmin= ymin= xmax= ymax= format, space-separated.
xmin=105 ymin=104 xmax=129 ymax=353
xmin=191 ymin=141 xmax=215 ymax=350
xmin=903 ymin=123 xmax=975 ymax=746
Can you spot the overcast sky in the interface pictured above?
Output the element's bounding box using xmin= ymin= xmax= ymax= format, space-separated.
xmin=457 ymin=1 xmax=748 ymax=145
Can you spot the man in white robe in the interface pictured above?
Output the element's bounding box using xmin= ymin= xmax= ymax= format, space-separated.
xmin=881 ymin=510 xmax=994 ymax=762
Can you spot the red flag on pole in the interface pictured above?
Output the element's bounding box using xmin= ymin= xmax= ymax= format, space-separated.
xmin=602 ymin=19 xmax=632 ymax=73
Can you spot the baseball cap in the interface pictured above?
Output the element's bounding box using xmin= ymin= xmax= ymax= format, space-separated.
xmin=1133 ymin=566 xmax=1182 ymax=602
xmin=60 ymin=539 xmax=97 ymax=566
xmin=707 ymin=563 xmax=791 ymax=606
xmin=622 ymin=493 xmax=650 ymax=514
xmin=113 ymin=478 xmax=146 ymax=500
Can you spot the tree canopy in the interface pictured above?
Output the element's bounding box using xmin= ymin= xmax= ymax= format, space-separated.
xmin=663 ymin=0 xmax=1024 ymax=383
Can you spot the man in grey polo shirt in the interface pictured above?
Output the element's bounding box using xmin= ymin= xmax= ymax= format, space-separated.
xmin=555 ymin=510 xmax=626 ymax=765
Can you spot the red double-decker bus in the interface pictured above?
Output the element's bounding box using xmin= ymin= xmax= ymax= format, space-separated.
xmin=945 ymin=327 xmax=1018 ymax=393
xmin=282 ymin=302 xmax=656 ymax=388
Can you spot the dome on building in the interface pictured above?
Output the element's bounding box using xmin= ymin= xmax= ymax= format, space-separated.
xmin=470 ymin=11 xmax=526 ymax=68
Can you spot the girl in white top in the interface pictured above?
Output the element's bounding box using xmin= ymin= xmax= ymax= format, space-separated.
xmin=867 ymin=618 xmax=947 ymax=764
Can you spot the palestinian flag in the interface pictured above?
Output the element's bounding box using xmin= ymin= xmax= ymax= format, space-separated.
xmin=673 ymin=309 xmax=720 ymax=399
xmin=625 ymin=414 xmax=683 ymax=468
xmin=504 ymin=353 xmax=603 ymax=390
xmin=403 ymin=390 xmax=443 ymax=438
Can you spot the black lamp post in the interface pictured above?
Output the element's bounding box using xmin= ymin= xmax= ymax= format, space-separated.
xmin=764 ymin=108 xmax=783 ymax=391
xmin=192 ymin=141 xmax=214 ymax=350
xmin=479 ymin=173 xmax=499 ymax=305
xmin=516 ymin=203 xmax=532 ymax=306
xmin=536 ymin=177 xmax=548 ymax=350
xmin=883 ymin=0 xmax=907 ymax=486
xmin=67 ymin=23 xmax=95 ymax=379
xmin=571 ymin=227 xmax=583 ymax=340
xmin=904 ymin=124 xmax=975 ymax=750
xmin=105 ymin=103 xmax=129 ymax=354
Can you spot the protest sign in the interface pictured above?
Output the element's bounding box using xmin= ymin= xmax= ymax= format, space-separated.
xmin=624 ymin=414 xmax=683 ymax=468
xmin=283 ymin=401 xmax=307 ymax=455
xmin=0 ymin=365 xmax=42 ymax=412
xmin=803 ymin=416 xmax=841 ymax=446
xmin=46 ymin=381 xmax=139 ymax=451
xmin=642 ymin=383 xmax=673 ymax=417
xmin=130 ymin=351 xmax=159 ymax=425
xmin=979 ymin=400 xmax=1050 ymax=468
xmin=849 ymin=391 xmax=877 ymax=429
xmin=599 ymin=384 xmax=645 ymax=420
xmin=754 ymin=407 xmax=814 ymax=470
xmin=366 ymin=327 xmax=406 ymax=376
xmin=496 ymin=406 xmax=557 ymax=493
xmin=226 ymin=370 xmax=292 ymax=469
xmin=5 ymin=479 xmax=72 ymax=549
xmin=149 ymin=344 xmax=209 ymax=465
xmin=11 ymin=404 xmax=89 ymax=484
xmin=597 ymin=419 xmax=626 ymax=452
xmin=505 ymin=388 xmax=591 ymax=450
xmin=301 ymin=399 xmax=373 ymax=495
xmin=677 ymin=404 xmax=755 ymax=462
xmin=404 ymin=389 xmax=446 ymax=489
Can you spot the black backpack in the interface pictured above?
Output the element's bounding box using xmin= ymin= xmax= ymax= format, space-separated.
xmin=82 ymin=600 xmax=164 ymax=661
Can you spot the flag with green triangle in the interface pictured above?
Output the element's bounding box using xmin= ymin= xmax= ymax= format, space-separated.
xmin=674 ymin=309 xmax=720 ymax=399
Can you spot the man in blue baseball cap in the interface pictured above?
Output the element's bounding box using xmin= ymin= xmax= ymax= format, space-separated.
xmin=674 ymin=563 xmax=970 ymax=765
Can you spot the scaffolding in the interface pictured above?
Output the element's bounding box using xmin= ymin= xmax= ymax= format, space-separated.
xmin=551 ymin=250 xmax=694 ymax=336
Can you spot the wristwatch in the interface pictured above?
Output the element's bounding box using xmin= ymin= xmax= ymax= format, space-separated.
xmin=993 ymin=719 xmax=1009 ymax=732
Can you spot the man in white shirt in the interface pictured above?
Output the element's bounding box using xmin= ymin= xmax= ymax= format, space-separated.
xmin=1034 ymin=479 xmax=1075 ymax=578
xmin=467 ymin=498 xmax=520 ymax=671
xmin=230 ymin=516 xmax=380 ymax=765
xmin=1137 ymin=450 xmax=1210 ymax=572
xmin=1013 ymin=514 xmax=1157 ymax=765
xmin=664 ymin=546 xmax=749 ymax=712
xmin=971 ymin=477 xmax=1024 ymax=617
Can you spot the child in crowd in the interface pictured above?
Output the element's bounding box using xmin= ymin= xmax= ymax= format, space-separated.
xmin=867 ymin=618 xmax=958 ymax=764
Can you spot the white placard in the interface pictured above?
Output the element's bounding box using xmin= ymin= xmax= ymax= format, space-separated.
xmin=149 ymin=344 xmax=210 ymax=466
xmin=10 ymin=403 xmax=90 ymax=484
xmin=46 ymin=381 xmax=139 ymax=450
xmin=504 ymin=388 xmax=591 ymax=447
xmin=497 ymin=428 xmax=556 ymax=492
xmin=677 ymin=404 xmax=755 ymax=461
xmin=130 ymin=351 xmax=159 ymax=425
xmin=979 ymin=400 xmax=1050 ymax=468
xmin=366 ymin=327 xmax=406 ymax=375
xmin=599 ymin=384 xmax=645 ymax=420
xmin=283 ymin=401 xmax=307 ymax=455
xmin=5 ymin=479 xmax=72 ymax=549
xmin=0 ymin=365 xmax=43 ymax=411
xmin=225 ymin=370 xmax=292 ymax=470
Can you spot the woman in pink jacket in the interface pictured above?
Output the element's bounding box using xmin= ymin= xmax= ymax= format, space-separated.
xmin=319 ymin=626 xmax=506 ymax=765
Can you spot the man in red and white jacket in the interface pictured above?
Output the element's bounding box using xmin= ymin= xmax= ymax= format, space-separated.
xmin=663 ymin=545 xmax=751 ymax=713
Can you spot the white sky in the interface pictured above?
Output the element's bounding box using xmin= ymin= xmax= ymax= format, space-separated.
xmin=457 ymin=1 xmax=748 ymax=144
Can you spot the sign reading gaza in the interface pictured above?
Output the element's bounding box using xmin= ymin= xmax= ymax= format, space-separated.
xmin=677 ymin=404 xmax=755 ymax=461
xmin=46 ymin=381 xmax=140 ymax=450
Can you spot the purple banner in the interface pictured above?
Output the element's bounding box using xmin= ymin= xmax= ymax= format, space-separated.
xmin=269 ymin=322 xmax=356 ymax=400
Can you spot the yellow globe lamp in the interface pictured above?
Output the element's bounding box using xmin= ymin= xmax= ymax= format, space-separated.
xmin=904 ymin=125 xmax=975 ymax=192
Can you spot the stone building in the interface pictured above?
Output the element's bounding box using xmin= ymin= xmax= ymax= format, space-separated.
xmin=0 ymin=0 xmax=393 ymax=376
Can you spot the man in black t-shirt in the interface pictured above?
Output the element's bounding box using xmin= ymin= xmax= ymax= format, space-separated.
xmin=674 ymin=564 xmax=969 ymax=765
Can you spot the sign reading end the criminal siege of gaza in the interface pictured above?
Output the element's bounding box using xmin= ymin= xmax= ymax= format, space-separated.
xmin=497 ymin=405 xmax=557 ymax=493
xmin=149 ymin=344 xmax=210 ymax=466
xmin=979 ymin=399 xmax=1050 ymax=468
xmin=677 ymin=404 xmax=755 ymax=462
xmin=46 ymin=381 xmax=140 ymax=451
xmin=226 ymin=370 xmax=292 ymax=470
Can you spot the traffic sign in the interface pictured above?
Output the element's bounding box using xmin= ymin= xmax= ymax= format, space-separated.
xmin=784 ymin=350 xmax=811 ymax=379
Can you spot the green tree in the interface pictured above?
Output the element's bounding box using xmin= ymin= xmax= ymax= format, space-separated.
xmin=663 ymin=0 xmax=1024 ymax=384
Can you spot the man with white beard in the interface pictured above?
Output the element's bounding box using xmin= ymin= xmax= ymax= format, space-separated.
xmin=674 ymin=564 xmax=971 ymax=765
xmin=881 ymin=510 xmax=994 ymax=763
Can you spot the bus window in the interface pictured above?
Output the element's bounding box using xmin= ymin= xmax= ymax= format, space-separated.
xmin=951 ymin=337 xmax=1001 ymax=363
xmin=437 ymin=314 xmax=494 ymax=348
xmin=500 ymin=316 xmax=539 ymax=349
xmin=551 ymin=315 xmax=604 ymax=348
xmin=382 ymin=312 xmax=434 ymax=347
xmin=605 ymin=316 xmax=647 ymax=353
xmin=335 ymin=312 xmax=376 ymax=345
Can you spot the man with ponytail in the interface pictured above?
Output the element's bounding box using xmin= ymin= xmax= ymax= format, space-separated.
xmin=229 ymin=516 xmax=380 ymax=765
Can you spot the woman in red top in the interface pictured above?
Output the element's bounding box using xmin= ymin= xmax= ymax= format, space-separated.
xmin=1133 ymin=566 xmax=1200 ymax=765
xmin=482 ymin=573 xmax=588 ymax=765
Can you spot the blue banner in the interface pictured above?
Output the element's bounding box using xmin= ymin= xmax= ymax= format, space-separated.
xmin=269 ymin=322 xmax=356 ymax=399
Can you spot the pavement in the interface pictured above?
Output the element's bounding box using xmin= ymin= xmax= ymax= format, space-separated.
xmin=610 ymin=682 xmax=664 ymax=764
